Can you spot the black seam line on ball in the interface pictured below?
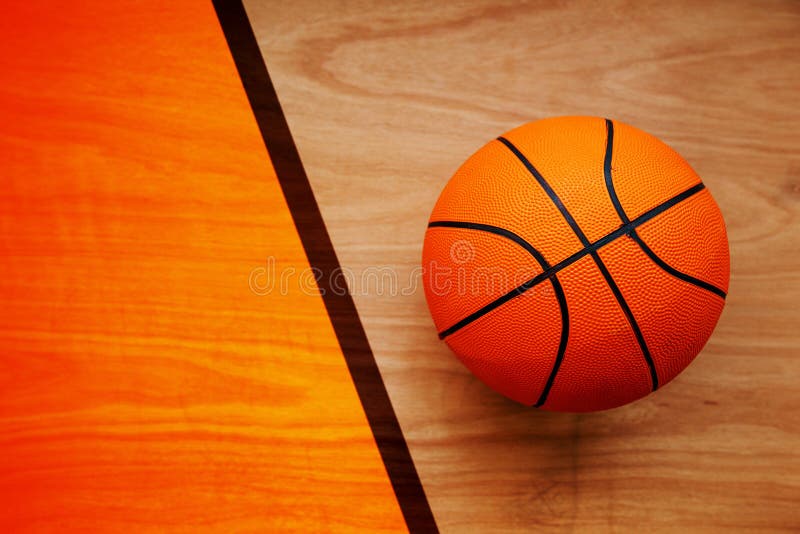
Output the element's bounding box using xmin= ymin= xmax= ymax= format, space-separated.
xmin=591 ymin=250 xmax=659 ymax=390
xmin=426 ymin=220 xmax=569 ymax=407
xmin=602 ymin=119 xmax=726 ymax=299
xmin=497 ymin=136 xmax=592 ymax=248
xmin=428 ymin=221 xmax=552 ymax=267
xmin=434 ymin=181 xmax=705 ymax=340
xmin=630 ymin=232 xmax=727 ymax=299
xmin=603 ymin=118 xmax=631 ymax=223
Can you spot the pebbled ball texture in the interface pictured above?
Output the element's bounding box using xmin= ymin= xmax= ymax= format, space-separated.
xmin=422 ymin=116 xmax=730 ymax=412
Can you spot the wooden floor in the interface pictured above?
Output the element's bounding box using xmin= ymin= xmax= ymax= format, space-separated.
xmin=0 ymin=2 xmax=407 ymax=531
xmin=245 ymin=0 xmax=800 ymax=530
xmin=2 ymin=0 xmax=798 ymax=531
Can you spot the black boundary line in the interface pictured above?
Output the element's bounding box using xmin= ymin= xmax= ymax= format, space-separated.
xmin=212 ymin=2 xmax=437 ymax=531
xmin=603 ymin=119 xmax=726 ymax=300
xmin=434 ymin=183 xmax=705 ymax=339
xmin=498 ymin=135 xmax=659 ymax=391
xmin=427 ymin=221 xmax=568 ymax=406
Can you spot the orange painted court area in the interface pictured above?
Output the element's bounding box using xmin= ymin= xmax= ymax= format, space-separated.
xmin=0 ymin=1 xmax=404 ymax=531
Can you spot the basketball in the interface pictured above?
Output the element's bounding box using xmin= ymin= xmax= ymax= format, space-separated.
xmin=422 ymin=116 xmax=730 ymax=412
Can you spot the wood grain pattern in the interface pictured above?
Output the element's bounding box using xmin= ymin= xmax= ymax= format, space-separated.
xmin=244 ymin=0 xmax=800 ymax=530
xmin=0 ymin=1 xmax=406 ymax=531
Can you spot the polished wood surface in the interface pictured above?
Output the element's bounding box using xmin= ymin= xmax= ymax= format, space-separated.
xmin=245 ymin=0 xmax=800 ymax=530
xmin=0 ymin=1 xmax=405 ymax=531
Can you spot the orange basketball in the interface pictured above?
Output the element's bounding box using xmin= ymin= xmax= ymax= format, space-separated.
xmin=422 ymin=116 xmax=730 ymax=412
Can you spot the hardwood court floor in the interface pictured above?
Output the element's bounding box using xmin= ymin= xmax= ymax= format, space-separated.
xmin=0 ymin=2 xmax=408 ymax=531
xmin=245 ymin=0 xmax=800 ymax=531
